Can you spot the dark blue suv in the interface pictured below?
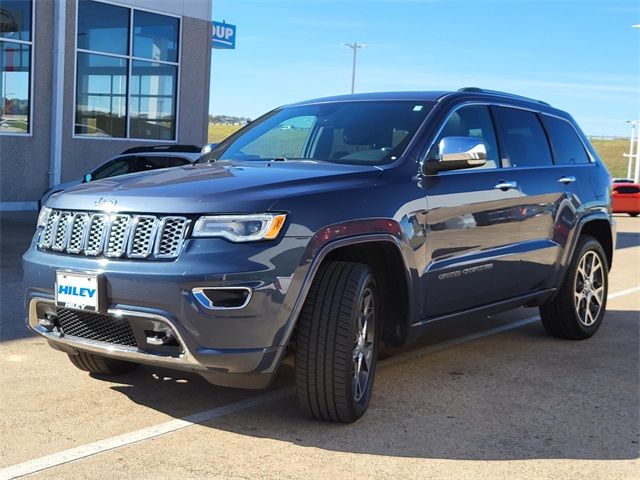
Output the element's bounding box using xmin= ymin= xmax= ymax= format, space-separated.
xmin=24 ymin=89 xmax=615 ymax=422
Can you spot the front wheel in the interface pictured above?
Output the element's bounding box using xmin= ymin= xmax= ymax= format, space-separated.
xmin=295 ymin=261 xmax=379 ymax=423
xmin=629 ymin=212 xmax=639 ymax=217
xmin=540 ymin=236 xmax=608 ymax=339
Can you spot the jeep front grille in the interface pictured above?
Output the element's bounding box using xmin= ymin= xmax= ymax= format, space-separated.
xmin=38 ymin=210 xmax=189 ymax=260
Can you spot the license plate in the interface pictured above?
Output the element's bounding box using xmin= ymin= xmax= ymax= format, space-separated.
xmin=56 ymin=271 xmax=100 ymax=312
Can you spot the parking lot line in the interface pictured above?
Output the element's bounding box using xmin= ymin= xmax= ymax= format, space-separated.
xmin=2 ymin=286 xmax=638 ymax=480
xmin=608 ymin=285 xmax=640 ymax=300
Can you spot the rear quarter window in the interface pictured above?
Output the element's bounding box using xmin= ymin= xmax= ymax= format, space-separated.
xmin=541 ymin=115 xmax=590 ymax=165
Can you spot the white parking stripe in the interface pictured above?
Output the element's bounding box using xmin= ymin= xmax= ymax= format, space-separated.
xmin=608 ymin=285 xmax=640 ymax=299
xmin=0 ymin=390 xmax=294 ymax=480
xmin=2 ymin=286 xmax=638 ymax=479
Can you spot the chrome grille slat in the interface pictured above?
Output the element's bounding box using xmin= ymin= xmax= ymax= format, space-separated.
xmin=105 ymin=215 xmax=132 ymax=258
xmin=37 ymin=210 xmax=188 ymax=260
xmin=128 ymin=216 xmax=158 ymax=258
xmin=67 ymin=213 xmax=90 ymax=253
xmin=85 ymin=214 xmax=108 ymax=256
xmin=155 ymin=217 xmax=190 ymax=258
xmin=51 ymin=212 xmax=73 ymax=251
xmin=38 ymin=211 xmax=59 ymax=249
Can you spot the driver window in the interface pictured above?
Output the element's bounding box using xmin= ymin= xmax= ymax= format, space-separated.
xmin=436 ymin=105 xmax=500 ymax=169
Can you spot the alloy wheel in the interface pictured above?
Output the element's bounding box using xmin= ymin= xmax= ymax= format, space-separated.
xmin=574 ymin=250 xmax=605 ymax=327
xmin=352 ymin=287 xmax=375 ymax=402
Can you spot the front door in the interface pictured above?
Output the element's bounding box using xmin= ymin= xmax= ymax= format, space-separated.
xmin=420 ymin=105 xmax=526 ymax=319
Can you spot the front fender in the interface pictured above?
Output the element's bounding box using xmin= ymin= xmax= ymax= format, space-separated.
xmin=268 ymin=218 xmax=417 ymax=363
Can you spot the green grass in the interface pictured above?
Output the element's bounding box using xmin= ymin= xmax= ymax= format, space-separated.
xmin=590 ymin=139 xmax=630 ymax=178
xmin=208 ymin=123 xmax=631 ymax=178
xmin=208 ymin=124 xmax=243 ymax=143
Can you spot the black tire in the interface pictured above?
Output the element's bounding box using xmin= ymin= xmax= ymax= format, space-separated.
xmin=629 ymin=213 xmax=639 ymax=217
xmin=540 ymin=235 xmax=608 ymax=340
xmin=295 ymin=261 xmax=379 ymax=423
xmin=68 ymin=351 xmax=138 ymax=375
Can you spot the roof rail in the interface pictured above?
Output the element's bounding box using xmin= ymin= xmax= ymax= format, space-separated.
xmin=121 ymin=144 xmax=202 ymax=154
xmin=457 ymin=87 xmax=551 ymax=106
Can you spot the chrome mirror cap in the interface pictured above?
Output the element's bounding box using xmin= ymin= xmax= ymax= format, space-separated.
xmin=422 ymin=136 xmax=487 ymax=175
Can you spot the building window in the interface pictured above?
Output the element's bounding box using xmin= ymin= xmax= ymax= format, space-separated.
xmin=75 ymin=0 xmax=180 ymax=140
xmin=0 ymin=0 xmax=33 ymax=134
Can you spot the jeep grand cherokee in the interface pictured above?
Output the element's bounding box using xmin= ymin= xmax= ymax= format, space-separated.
xmin=24 ymin=88 xmax=615 ymax=423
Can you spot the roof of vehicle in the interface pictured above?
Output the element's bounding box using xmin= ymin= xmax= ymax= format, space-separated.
xmin=288 ymin=88 xmax=557 ymax=111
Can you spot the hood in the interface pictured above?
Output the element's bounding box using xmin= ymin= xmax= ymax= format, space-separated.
xmin=47 ymin=161 xmax=382 ymax=214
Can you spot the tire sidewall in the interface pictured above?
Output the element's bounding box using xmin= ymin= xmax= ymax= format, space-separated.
xmin=347 ymin=271 xmax=379 ymax=419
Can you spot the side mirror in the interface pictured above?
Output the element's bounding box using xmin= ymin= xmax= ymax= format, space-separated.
xmin=201 ymin=143 xmax=218 ymax=155
xmin=422 ymin=136 xmax=487 ymax=175
xmin=83 ymin=173 xmax=92 ymax=183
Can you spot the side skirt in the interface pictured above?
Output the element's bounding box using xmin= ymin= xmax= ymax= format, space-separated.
xmin=411 ymin=288 xmax=557 ymax=328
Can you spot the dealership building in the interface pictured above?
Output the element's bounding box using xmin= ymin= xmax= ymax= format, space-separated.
xmin=0 ymin=0 xmax=212 ymax=210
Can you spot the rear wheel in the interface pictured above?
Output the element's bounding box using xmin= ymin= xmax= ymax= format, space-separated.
xmin=629 ymin=212 xmax=639 ymax=217
xmin=295 ymin=261 xmax=379 ymax=423
xmin=540 ymin=236 xmax=608 ymax=339
xmin=68 ymin=352 xmax=138 ymax=375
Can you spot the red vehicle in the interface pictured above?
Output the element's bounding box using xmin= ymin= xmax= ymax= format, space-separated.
xmin=612 ymin=181 xmax=640 ymax=217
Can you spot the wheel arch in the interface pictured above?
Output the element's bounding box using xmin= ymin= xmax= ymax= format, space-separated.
xmin=321 ymin=239 xmax=413 ymax=348
xmin=552 ymin=212 xmax=614 ymax=296
xmin=284 ymin=234 xmax=415 ymax=352
xmin=578 ymin=216 xmax=614 ymax=270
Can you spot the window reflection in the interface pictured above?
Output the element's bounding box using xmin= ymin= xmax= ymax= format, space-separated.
xmin=130 ymin=61 xmax=176 ymax=140
xmin=133 ymin=11 xmax=179 ymax=62
xmin=0 ymin=0 xmax=32 ymax=41
xmin=74 ymin=1 xmax=179 ymax=140
xmin=77 ymin=0 xmax=129 ymax=55
xmin=75 ymin=53 xmax=127 ymax=137
xmin=0 ymin=38 xmax=30 ymax=133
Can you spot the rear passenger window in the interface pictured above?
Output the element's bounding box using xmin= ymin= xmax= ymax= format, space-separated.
xmin=434 ymin=105 xmax=500 ymax=169
xmin=541 ymin=115 xmax=590 ymax=165
xmin=493 ymin=107 xmax=553 ymax=168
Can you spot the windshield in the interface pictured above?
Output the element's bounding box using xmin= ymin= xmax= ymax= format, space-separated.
xmin=197 ymin=100 xmax=435 ymax=166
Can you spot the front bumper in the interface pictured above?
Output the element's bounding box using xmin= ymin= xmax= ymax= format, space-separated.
xmin=27 ymin=296 xmax=281 ymax=389
xmin=23 ymin=234 xmax=310 ymax=389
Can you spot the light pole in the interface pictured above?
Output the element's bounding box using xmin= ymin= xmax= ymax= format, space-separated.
xmin=343 ymin=42 xmax=368 ymax=94
xmin=623 ymin=120 xmax=638 ymax=180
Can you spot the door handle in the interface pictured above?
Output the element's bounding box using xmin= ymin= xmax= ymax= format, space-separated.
xmin=494 ymin=180 xmax=518 ymax=191
xmin=558 ymin=176 xmax=576 ymax=184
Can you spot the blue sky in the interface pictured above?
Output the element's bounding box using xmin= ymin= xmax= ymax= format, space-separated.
xmin=209 ymin=0 xmax=640 ymax=136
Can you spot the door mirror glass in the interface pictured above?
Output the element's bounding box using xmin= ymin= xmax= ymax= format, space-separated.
xmin=423 ymin=136 xmax=487 ymax=175
xmin=83 ymin=173 xmax=92 ymax=183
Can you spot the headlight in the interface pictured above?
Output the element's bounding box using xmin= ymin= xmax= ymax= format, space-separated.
xmin=37 ymin=206 xmax=52 ymax=228
xmin=192 ymin=213 xmax=287 ymax=242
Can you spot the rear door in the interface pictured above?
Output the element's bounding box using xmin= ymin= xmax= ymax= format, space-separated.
xmin=491 ymin=106 xmax=581 ymax=294
xmin=421 ymin=105 xmax=526 ymax=318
